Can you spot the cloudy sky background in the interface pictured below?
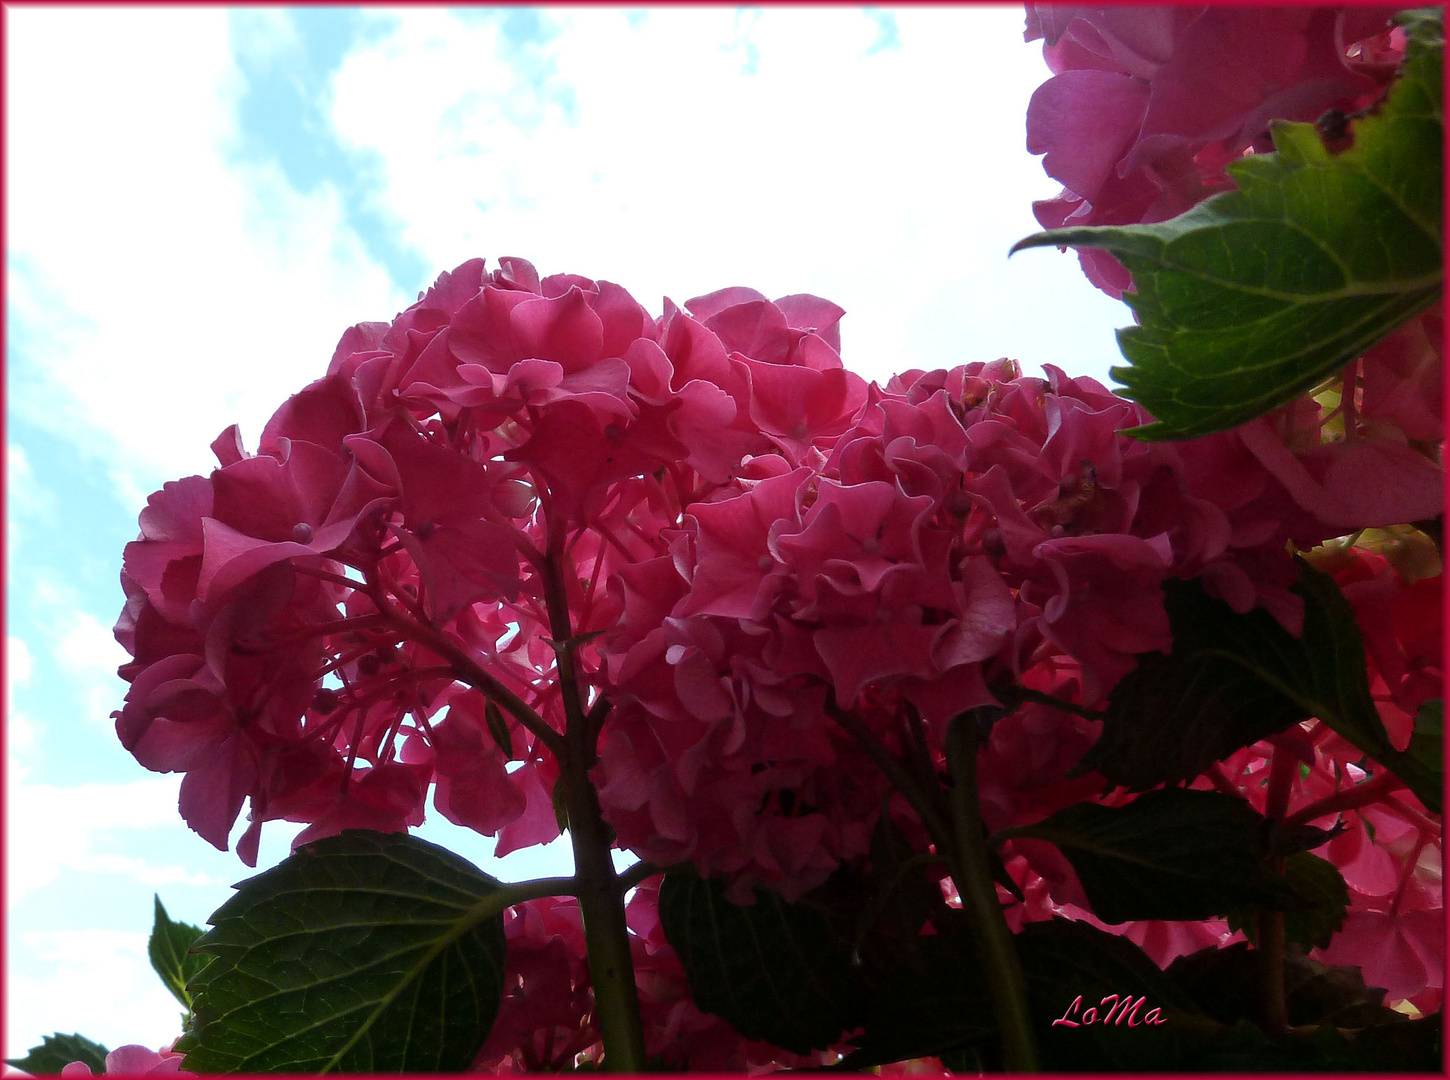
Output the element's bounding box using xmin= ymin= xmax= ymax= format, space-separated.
xmin=4 ymin=5 xmax=1132 ymax=1055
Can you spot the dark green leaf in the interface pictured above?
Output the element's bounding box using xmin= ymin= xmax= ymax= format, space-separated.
xmin=844 ymin=918 xmax=1219 ymax=1072
xmin=148 ymin=894 xmax=210 ymax=1015
xmin=1173 ymin=1018 xmax=1349 ymax=1071
xmin=175 ymin=830 xmax=508 ymax=1073
xmin=1290 ymin=562 xmax=1396 ymax=754
xmin=1263 ymin=819 xmax=1346 ymax=858
xmin=1180 ymin=1014 xmax=1437 ymax=1072
xmin=6 ymin=1034 xmax=110 ymax=1075
xmin=1227 ymin=853 xmax=1350 ymax=951
xmin=657 ymin=870 xmax=867 ymax=1054
xmin=1011 ymin=12 xmax=1443 ymax=439
xmin=1345 ymin=1013 xmax=1443 ymax=1071
xmin=1084 ymin=565 xmax=1437 ymax=812
xmin=1010 ymin=788 xmax=1301 ymax=922
xmin=841 ymin=933 xmax=994 ymax=1068
xmin=851 ymin=811 xmax=940 ymax=957
xmin=1167 ymin=942 xmax=1403 ymax=1029
xmin=1079 ymin=578 xmax=1311 ymax=790
xmin=1166 ymin=941 xmax=1264 ymax=1026
xmin=1292 ymin=565 xmax=1440 ymax=812
xmin=1019 ymin=918 xmax=1214 ymax=1071
xmin=1282 ymin=954 xmax=1403 ymax=1029
xmin=1387 ymin=698 xmax=1443 ymax=814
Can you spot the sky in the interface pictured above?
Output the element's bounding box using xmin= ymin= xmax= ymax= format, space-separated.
xmin=3 ymin=5 xmax=1133 ymax=1057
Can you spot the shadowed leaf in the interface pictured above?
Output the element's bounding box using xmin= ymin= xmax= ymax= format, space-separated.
xmin=1228 ymin=852 xmax=1350 ymax=951
xmin=1010 ymin=789 xmax=1302 ymax=922
xmin=174 ymin=830 xmax=508 ymax=1073
xmin=658 ymin=870 xmax=867 ymax=1054
xmin=6 ymin=1034 xmax=110 ymax=1075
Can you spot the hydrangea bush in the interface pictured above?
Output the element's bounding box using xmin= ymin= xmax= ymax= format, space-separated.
xmin=11 ymin=5 xmax=1442 ymax=1074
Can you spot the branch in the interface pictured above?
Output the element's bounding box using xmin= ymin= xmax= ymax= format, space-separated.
xmin=369 ymin=582 xmax=564 ymax=758
xmin=823 ymin=696 xmax=953 ymax=854
xmin=1284 ymin=770 xmax=1404 ymax=826
xmin=617 ymin=861 xmax=664 ymax=892
xmin=945 ymin=713 xmax=1040 ymax=1072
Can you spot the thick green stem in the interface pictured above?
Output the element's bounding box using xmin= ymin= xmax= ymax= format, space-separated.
xmin=1257 ymin=903 xmax=1289 ymax=1037
xmin=946 ymin=714 xmax=1040 ymax=1073
xmin=561 ymin=749 xmax=649 ymax=1071
xmin=541 ymin=550 xmax=649 ymax=1072
xmin=1259 ymin=748 xmax=1295 ymax=1038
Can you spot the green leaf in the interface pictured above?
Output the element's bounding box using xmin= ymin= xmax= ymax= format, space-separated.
xmin=6 ymin=1034 xmax=110 ymax=1075
xmin=1082 ymin=564 xmax=1439 ymax=812
xmin=1078 ymin=577 xmax=1311 ymax=791
xmin=1177 ymin=1013 xmax=1439 ymax=1072
xmin=1168 ymin=941 xmax=1407 ymax=1029
xmin=1227 ymin=852 xmax=1350 ymax=951
xmin=1009 ymin=788 xmax=1302 ymax=922
xmin=1171 ymin=1018 xmax=1353 ymax=1070
xmin=1018 ymin=918 xmax=1213 ymax=1071
xmin=175 ymin=830 xmax=508 ymax=1073
xmin=1011 ymin=12 xmax=1443 ymax=439
xmin=1386 ymin=698 xmax=1443 ymax=813
xmin=149 ymin=895 xmax=210 ymax=1015
xmin=841 ymin=931 xmax=994 ymax=1069
xmin=1345 ymin=1012 xmax=1444 ymax=1071
xmin=657 ymin=869 xmax=868 ymax=1054
xmin=1289 ymin=563 xmax=1439 ymax=812
xmin=845 ymin=918 xmax=1218 ymax=1072
xmin=850 ymin=810 xmax=943 ymax=955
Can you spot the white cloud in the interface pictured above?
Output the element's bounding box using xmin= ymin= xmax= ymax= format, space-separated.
xmin=21 ymin=577 xmax=130 ymax=732
xmin=5 ymin=775 xmax=227 ymax=907
xmin=8 ymin=636 xmax=34 ymax=692
xmin=5 ymin=442 xmax=55 ymax=559
xmin=7 ymin=637 xmax=38 ymax=765
xmin=7 ymin=930 xmax=185 ymax=1058
xmin=55 ymin=611 xmax=119 ymax=675
xmin=7 ymin=719 xmax=35 ymax=789
xmin=326 ymin=6 xmax=1130 ymax=387
xmin=231 ymin=7 xmax=301 ymax=69
xmin=55 ymin=611 xmax=130 ymax=727
xmin=6 ymin=7 xmax=409 ymax=503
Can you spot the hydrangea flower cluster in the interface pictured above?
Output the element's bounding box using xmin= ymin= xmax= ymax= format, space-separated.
xmin=594 ymin=353 xmax=1440 ymax=901
xmin=113 ymin=257 xmax=876 ymax=868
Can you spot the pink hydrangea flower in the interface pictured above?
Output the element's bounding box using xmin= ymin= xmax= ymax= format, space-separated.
xmin=60 ymin=1045 xmax=192 ymax=1077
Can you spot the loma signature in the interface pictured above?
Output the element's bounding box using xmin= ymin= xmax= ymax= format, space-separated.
xmin=1052 ymin=994 xmax=1167 ymax=1028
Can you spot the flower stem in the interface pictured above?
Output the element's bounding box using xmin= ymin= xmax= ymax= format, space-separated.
xmin=1257 ymin=899 xmax=1288 ymax=1036
xmin=1284 ymin=769 xmax=1403 ymax=826
xmin=945 ymin=713 xmax=1040 ymax=1073
xmin=540 ymin=549 xmax=648 ymax=1072
xmin=560 ymin=746 xmax=649 ymax=1071
xmin=824 ymin=696 xmax=953 ymax=850
xmin=1259 ymin=747 xmax=1294 ymax=1037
